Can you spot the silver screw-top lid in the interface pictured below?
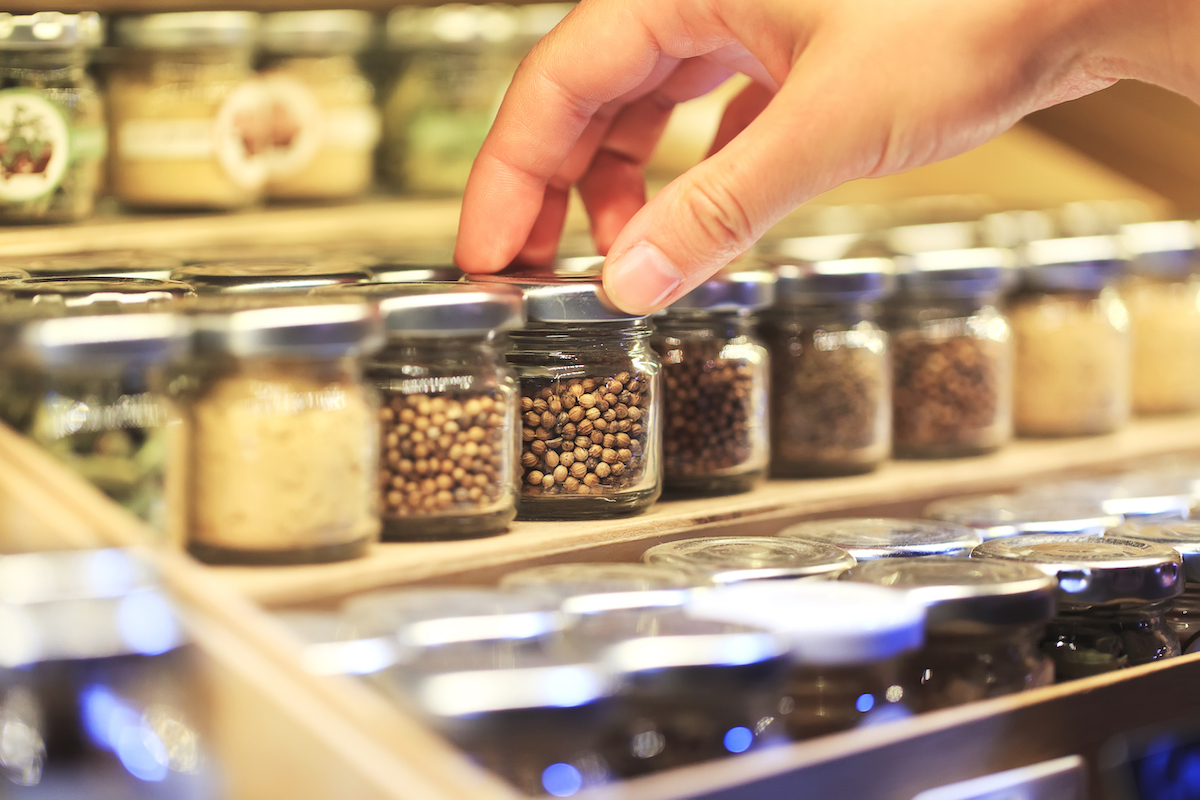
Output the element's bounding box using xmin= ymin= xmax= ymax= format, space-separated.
xmin=470 ymin=266 xmax=645 ymax=323
xmin=312 ymin=282 xmax=524 ymax=337
xmin=886 ymin=221 xmax=979 ymax=255
xmin=1023 ymin=473 xmax=1198 ymax=522
xmin=1 ymin=277 xmax=195 ymax=306
xmin=273 ymin=611 xmax=408 ymax=677
xmin=114 ymin=11 xmax=259 ymax=49
xmin=0 ymin=267 xmax=28 ymax=282
xmin=777 ymin=518 xmax=982 ymax=561
xmin=755 ymin=232 xmax=865 ymax=264
xmin=261 ymin=10 xmax=373 ymax=55
xmin=843 ymin=556 xmax=1057 ymax=631
xmin=642 ymin=536 xmax=855 ymax=584
xmin=372 ymin=265 xmax=464 ymax=284
xmin=768 ymin=257 xmax=896 ymax=303
xmin=971 ymin=534 xmax=1183 ymax=606
xmin=172 ymin=261 xmax=372 ymax=295
xmin=923 ymin=493 xmax=1121 ymax=540
xmin=500 ymin=562 xmax=695 ymax=616
xmin=7 ymin=308 xmax=189 ymax=368
xmin=186 ymin=296 xmax=384 ymax=359
xmin=1021 ymin=235 xmax=1128 ymax=292
xmin=387 ymin=3 xmax=520 ymax=49
xmin=663 ymin=270 xmax=776 ymax=313
xmin=1121 ymin=221 xmax=1198 ymax=277
xmin=342 ymin=588 xmax=571 ymax=649
xmin=1107 ymin=521 xmax=1200 ymax=583
xmin=0 ymin=12 xmax=103 ymax=50
xmin=896 ymin=248 xmax=1016 ymax=298
xmin=18 ymin=251 xmax=183 ymax=281
xmin=0 ymin=549 xmax=184 ymax=667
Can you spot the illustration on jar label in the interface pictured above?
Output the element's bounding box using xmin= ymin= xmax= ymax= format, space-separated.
xmin=263 ymin=74 xmax=322 ymax=179
xmin=0 ymin=90 xmax=70 ymax=202
xmin=214 ymin=80 xmax=270 ymax=189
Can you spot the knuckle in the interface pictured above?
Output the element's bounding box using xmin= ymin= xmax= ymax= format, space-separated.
xmin=679 ymin=177 xmax=756 ymax=256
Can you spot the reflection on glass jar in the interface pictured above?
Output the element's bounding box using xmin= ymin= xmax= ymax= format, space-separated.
xmin=0 ymin=13 xmax=105 ymax=224
xmin=777 ymin=518 xmax=981 ymax=562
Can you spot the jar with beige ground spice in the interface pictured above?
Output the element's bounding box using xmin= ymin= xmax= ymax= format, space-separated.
xmin=1011 ymin=236 xmax=1130 ymax=437
xmin=175 ymin=297 xmax=384 ymax=564
xmin=888 ymin=247 xmax=1014 ymax=458
xmin=471 ymin=268 xmax=662 ymax=520
xmin=314 ymin=282 xmax=524 ymax=541
xmin=759 ymin=253 xmax=895 ymax=476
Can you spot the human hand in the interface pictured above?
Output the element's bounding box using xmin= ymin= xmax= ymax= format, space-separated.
xmin=455 ymin=0 xmax=1190 ymax=313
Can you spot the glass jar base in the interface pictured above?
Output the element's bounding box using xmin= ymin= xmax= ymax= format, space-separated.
xmin=894 ymin=442 xmax=1003 ymax=459
xmin=665 ymin=471 xmax=763 ymax=497
xmin=770 ymin=461 xmax=881 ymax=479
xmin=382 ymin=508 xmax=516 ymax=542
xmin=188 ymin=536 xmax=372 ymax=566
xmin=517 ymin=487 xmax=661 ymax=521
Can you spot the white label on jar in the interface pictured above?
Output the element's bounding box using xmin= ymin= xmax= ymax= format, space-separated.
xmin=119 ymin=119 xmax=216 ymax=160
xmin=263 ymin=74 xmax=322 ymax=179
xmin=0 ymin=90 xmax=70 ymax=202
xmin=326 ymin=106 xmax=380 ymax=151
xmin=214 ymin=80 xmax=270 ymax=189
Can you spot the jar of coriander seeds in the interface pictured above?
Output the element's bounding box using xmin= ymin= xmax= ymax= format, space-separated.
xmin=312 ymin=282 xmax=523 ymax=541
xmin=0 ymin=12 xmax=105 ymax=224
xmin=777 ymin=518 xmax=982 ymax=561
xmin=1107 ymin=521 xmax=1200 ymax=653
xmin=759 ymin=255 xmax=894 ymax=477
xmin=653 ymin=271 xmax=772 ymax=495
xmin=470 ymin=269 xmax=662 ymax=520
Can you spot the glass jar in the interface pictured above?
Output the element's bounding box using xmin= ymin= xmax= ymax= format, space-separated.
xmin=843 ymin=557 xmax=1056 ymax=711
xmin=175 ymin=297 xmax=384 ymax=564
xmin=1011 ymin=236 xmax=1131 ymax=436
xmin=0 ymin=306 xmax=188 ymax=534
xmin=641 ymin=536 xmax=855 ymax=584
xmin=381 ymin=4 xmax=521 ymax=195
xmin=471 ymin=270 xmax=662 ymax=520
xmin=688 ymin=581 xmax=925 ymax=740
xmin=1120 ymin=221 xmax=1200 ymax=414
xmin=924 ymin=493 xmax=1121 ymax=540
xmin=1106 ymin=521 xmax=1200 ymax=654
xmin=888 ymin=248 xmax=1014 ymax=458
xmin=109 ymin=12 xmax=268 ymax=210
xmin=0 ymin=13 xmax=105 ymax=224
xmin=0 ymin=549 xmax=215 ymax=796
xmin=313 ymin=282 xmax=523 ymax=541
xmin=653 ymin=271 xmax=773 ymax=495
xmin=260 ymin=11 xmax=380 ymax=201
xmin=973 ymin=534 xmax=1183 ymax=680
xmin=777 ymin=518 xmax=981 ymax=561
xmin=171 ymin=260 xmax=372 ymax=295
xmin=21 ymin=251 xmax=183 ymax=281
xmin=760 ymin=253 xmax=894 ymax=477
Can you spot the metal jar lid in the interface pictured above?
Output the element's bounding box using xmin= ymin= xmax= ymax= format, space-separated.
xmin=8 ymin=309 xmax=189 ymax=368
xmin=273 ymin=611 xmax=408 ymax=677
xmin=923 ymin=493 xmax=1121 ymax=540
xmin=1020 ymin=236 xmax=1127 ymax=292
xmin=372 ymin=265 xmax=464 ymax=284
xmin=687 ymin=581 xmax=926 ymax=666
xmin=261 ymin=10 xmax=373 ymax=55
xmin=1023 ymin=474 xmax=1198 ymax=522
xmin=755 ymin=232 xmax=865 ymax=265
xmin=1 ymin=277 xmax=195 ymax=306
xmin=172 ymin=261 xmax=373 ymax=295
xmin=897 ymin=248 xmax=1016 ymax=298
xmin=971 ymin=534 xmax=1183 ymax=606
xmin=186 ymin=296 xmax=384 ymax=359
xmin=341 ymin=588 xmax=571 ymax=649
xmin=312 ymin=282 xmax=524 ymax=338
xmin=886 ymin=221 xmax=979 ymax=255
xmin=843 ymin=556 xmax=1057 ymax=630
xmin=1121 ymin=221 xmax=1198 ymax=277
xmin=470 ymin=267 xmax=646 ymax=323
xmin=387 ymin=3 xmax=519 ymax=50
xmin=114 ymin=12 xmax=260 ymax=50
xmin=777 ymin=518 xmax=982 ymax=561
xmin=663 ymin=270 xmax=776 ymax=313
xmin=0 ymin=12 xmax=103 ymax=49
xmin=0 ymin=267 xmax=28 ymax=282
xmin=500 ymin=562 xmax=695 ymax=616
xmin=19 ymin=251 xmax=183 ymax=281
xmin=769 ymin=258 xmax=896 ymax=303
xmin=1106 ymin=521 xmax=1200 ymax=583
xmin=641 ymin=536 xmax=856 ymax=584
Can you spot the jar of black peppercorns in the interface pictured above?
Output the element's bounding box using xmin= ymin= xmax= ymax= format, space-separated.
xmin=653 ymin=271 xmax=773 ymax=495
xmin=471 ymin=268 xmax=662 ymax=519
xmin=759 ymin=254 xmax=895 ymax=476
xmin=314 ymin=282 xmax=524 ymax=540
xmin=888 ymin=247 xmax=1015 ymax=458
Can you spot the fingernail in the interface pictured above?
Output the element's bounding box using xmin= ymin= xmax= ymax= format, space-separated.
xmin=605 ymin=243 xmax=684 ymax=314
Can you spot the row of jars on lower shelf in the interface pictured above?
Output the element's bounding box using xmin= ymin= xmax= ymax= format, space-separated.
xmin=276 ymin=469 xmax=1200 ymax=795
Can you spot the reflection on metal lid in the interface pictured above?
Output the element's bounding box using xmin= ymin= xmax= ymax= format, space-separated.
xmin=778 ymin=518 xmax=981 ymax=560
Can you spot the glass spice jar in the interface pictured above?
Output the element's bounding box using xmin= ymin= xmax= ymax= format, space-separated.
xmin=171 ymin=260 xmax=372 ymax=295
xmin=924 ymin=493 xmax=1121 ymax=541
xmin=260 ymin=11 xmax=380 ymax=201
xmin=843 ymin=557 xmax=1056 ymax=711
xmin=888 ymin=248 xmax=1014 ymax=458
xmin=1106 ymin=521 xmax=1200 ymax=654
xmin=688 ymin=581 xmax=926 ymax=740
xmin=973 ymin=534 xmax=1182 ymax=680
xmin=777 ymin=518 xmax=982 ymax=562
xmin=0 ymin=306 xmax=188 ymax=534
xmin=470 ymin=269 xmax=662 ymax=520
xmin=641 ymin=536 xmax=856 ymax=584
xmin=1011 ymin=236 xmax=1131 ymax=437
xmin=652 ymin=271 xmax=773 ymax=495
xmin=1119 ymin=220 xmax=1200 ymax=414
xmin=312 ymin=282 xmax=524 ymax=541
xmin=109 ymin=12 xmax=269 ymax=210
xmin=0 ymin=12 xmax=105 ymax=224
xmin=759 ymin=255 xmax=895 ymax=477
xmin=0 ymin=549 xmax=215 ymax=797
xmin=175 ymin=297 xmax=384 ymax=565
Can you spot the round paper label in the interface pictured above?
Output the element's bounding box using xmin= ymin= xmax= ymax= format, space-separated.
xmin=214 ymin=81 xmax=270 ymax=190
xmin=0 ymin=90 xmax=69 ymax=202
xmin=264 ymin=74 xmax=322 ymax=179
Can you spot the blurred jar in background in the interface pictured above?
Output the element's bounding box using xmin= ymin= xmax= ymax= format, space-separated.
xmin=0 ymin=12 xmax=106 ymax=224
xmin=109 ymin=12 xmax=268 ymax=210
xmin=260 ymin=10 xmax=380 ymax=202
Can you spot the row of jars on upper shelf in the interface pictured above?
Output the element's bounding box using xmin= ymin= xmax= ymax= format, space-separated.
xmin=0 ymin=6 xmax=570 ymax=223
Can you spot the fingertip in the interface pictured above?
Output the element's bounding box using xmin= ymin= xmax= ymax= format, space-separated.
xmin=602 ymin=242 xmax=685 ymax=315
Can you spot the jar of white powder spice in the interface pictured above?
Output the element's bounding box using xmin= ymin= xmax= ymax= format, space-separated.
xmin=176 ymin=296 xmax=385 ymax=564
